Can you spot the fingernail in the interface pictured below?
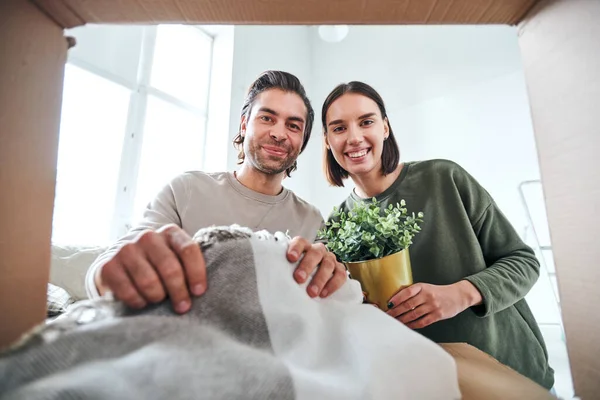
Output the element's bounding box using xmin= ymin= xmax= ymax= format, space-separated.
xmin=309 ymin=285 xmax=319 ymax=296
xmin=176 ymin=300 xmax=190 ymax=313
xmin=170 ymin=230 xmax=194 ymax=248
xmin=192 ymin=284 xmax=205 ymax=296
xmin=387 ymin=302 xmax=394 ymax=309
xmin=132 ymin=300 xmax=146 ymax=309
xmin=296 ymin=270 xmax=307 ymax=281
xmin=320 ymin=289 xmax=329 ymax=298
xmin=289 ymin=251 xmax=298 ymax=259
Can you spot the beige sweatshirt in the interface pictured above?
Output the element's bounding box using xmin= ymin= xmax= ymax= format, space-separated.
xmin=85 ymin=171 xmax=324 ymax=298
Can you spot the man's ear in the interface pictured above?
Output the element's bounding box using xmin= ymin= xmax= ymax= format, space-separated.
xmin=240 ymin=115 xmax=248 ymax=137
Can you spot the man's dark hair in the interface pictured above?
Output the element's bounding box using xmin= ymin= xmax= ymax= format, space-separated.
xmin=321 ymin=81 xmax=400 ymax=187
xmin=233 ymin=70 xmax=314 ymax=177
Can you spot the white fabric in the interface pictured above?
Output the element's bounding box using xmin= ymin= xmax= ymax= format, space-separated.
xmin=251 ymin=233 xmax=462 ymax=400
xmin=50 ymin=244 xmax=106 ymax=300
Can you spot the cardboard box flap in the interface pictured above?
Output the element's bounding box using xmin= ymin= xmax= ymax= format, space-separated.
xmin=32 ymin=0 xmax=542 ymax=29
xmin=518 ymin=0 xmax=600 ymax=397
xmin=31 ymin=0 xmax=85 ymax=29
xmin=441 ymin=343 xmax=554 ymax=400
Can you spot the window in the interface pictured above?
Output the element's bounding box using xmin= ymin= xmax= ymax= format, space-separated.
xmin=52 ymin=64 xmax=130 ymax=245
xmin=133 ymin=96 xmax=206 ymax=223
xmin=150 ymin=25 xmax=213 ymax=110
xmin=52 ymin=25 xmax=218 ymax=246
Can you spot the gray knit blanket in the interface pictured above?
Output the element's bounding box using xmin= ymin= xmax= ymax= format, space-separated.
xmin=0 ymin=226 xmax=460 ymax=400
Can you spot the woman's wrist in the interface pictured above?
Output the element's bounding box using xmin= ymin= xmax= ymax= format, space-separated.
xmin=454 ymin=280 xmax=483 ymax=309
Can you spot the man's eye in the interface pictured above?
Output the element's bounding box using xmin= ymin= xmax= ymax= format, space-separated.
xmin=261 ymin=116 xmax=272 ymax=122
xmin=290 ymin=124 xmax=301 ymax=131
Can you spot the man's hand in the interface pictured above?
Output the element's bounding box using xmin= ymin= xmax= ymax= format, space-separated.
xmin=286 ymin=237 xmax=347 ymax=298
xmin=386 ymin=281 xmax=482 ymax=329
xmin=96 ymin=224 xmax=207 ymax=314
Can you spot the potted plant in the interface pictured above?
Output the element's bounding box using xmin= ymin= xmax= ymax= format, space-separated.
xmin=318 ymin=198 xmax=424 ymax=310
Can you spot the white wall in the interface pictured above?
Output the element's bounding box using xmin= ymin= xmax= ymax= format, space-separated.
xmin=394 ymin=71 xmax=541 ymax=234
xmin=227 ymin=26 xmax=314 ymax=201
xmin=307 ymin=25 xmax=541 ymax=232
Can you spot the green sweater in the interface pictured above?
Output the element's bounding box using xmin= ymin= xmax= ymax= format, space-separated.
xmin=331 ymin=159 xmax=554 ymax=389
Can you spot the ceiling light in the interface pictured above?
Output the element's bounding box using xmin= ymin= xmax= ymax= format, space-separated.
xmin=318 ymin=25 xmax=349 ymax=43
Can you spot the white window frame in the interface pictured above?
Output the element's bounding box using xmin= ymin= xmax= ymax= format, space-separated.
xmin=65 ymin=25 xmax=216 ymax=242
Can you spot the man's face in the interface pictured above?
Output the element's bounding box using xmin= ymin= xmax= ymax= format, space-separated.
xmin=240 ymin=89 xmax=307 ymax=175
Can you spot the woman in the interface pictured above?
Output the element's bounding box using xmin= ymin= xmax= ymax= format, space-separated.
xmin=321 ymin=81 xmax=555 ymax=390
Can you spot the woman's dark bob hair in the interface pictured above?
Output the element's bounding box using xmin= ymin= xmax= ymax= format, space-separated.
xmin=321 ymin=81 xmax=400 ymax=187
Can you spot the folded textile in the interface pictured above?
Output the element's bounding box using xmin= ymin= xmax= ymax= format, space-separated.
xmin=0 ymin=225 xmax=461 ymax=400
xmin=46 ymin=283 xmax=75 ymax=318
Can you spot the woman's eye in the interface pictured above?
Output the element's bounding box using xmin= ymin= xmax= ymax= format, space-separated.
xmin=362 ymin=120 xmax=374 ymax=126
xmin=332 ymin=126 xmax=345 ymax=133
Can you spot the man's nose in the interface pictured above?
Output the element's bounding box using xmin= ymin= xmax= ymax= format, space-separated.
xmin=270 ymin=123 xmax=287 ymax=141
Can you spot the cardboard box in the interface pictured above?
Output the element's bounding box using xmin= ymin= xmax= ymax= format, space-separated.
xmin=1 ymin=0 xmax=598 ymax=397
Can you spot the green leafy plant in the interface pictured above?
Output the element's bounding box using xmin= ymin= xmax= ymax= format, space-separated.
xmin=318 ymin=198 xmax=424 ymax=263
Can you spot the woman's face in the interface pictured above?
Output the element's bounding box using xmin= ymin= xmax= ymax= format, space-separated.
xmin=325 ymin=93 xmax=389 ymax=178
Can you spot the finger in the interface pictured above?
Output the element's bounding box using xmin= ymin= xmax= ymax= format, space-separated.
xmin=361 ymin=291 xmax=380 ymax=308
xmin=118 ymin=242 xmax=166 ymax=304
xmin=306 ymin=253 xmax=336 ymax=297
xmin=387 ymin=292 xmax=426 ymax=318
xmin=398 ymin=303 xmax=433 ymax=324
xmin=101 ymin=259 xmax=147 ymax=309
xmin=286 ymin=236 xmax=311 ymax=263
xmin=406 ymin=313 xmax=438 ymax=330
xmin=320 ymin=262 xmax=348 ymax=298
xmin=293 ymin=242 xmax=327 ymax=285
xmin=138 ymin=230 xmax=191 ymax=314
xmin=387 ymin=283 xmax=423 ymax=309
xmin=162 ymin=225 xmax=207 ymax=297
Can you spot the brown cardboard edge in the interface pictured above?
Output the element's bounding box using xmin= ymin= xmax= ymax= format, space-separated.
xmin=0 ymin=0 xmax=67 ymax=349
xmin=31 ymin=0 xmax=543 ymax=28
xmin=30 ymin=0 xmax=86 ymax=29
xmin=511 ymin=0 xmax=545 ymax=25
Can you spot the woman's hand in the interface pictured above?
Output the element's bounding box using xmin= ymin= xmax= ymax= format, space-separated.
xmin=386 ymin=281 xmax=483 ymax=329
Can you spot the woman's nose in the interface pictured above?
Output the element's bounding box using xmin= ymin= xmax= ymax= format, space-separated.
xmin=347 ymin=126 xmax=363 ymax=145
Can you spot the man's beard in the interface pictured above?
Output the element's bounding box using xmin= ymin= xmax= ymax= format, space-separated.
xmin=245 ymin=140 xmax=299 ymax=175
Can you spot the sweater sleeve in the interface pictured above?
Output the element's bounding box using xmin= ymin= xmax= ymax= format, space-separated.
xmin=84 ymin=179 xmax=184 ymax=299
xmin=464 ymin=200 xmax=540 ymax=317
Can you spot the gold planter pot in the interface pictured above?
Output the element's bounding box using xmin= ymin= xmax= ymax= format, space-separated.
xmin=344 ymin=248 xmax=413 ymax=311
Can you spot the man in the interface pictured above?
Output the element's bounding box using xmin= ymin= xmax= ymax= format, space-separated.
xmin=85 ymin=70 xmax=347 ymax=314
